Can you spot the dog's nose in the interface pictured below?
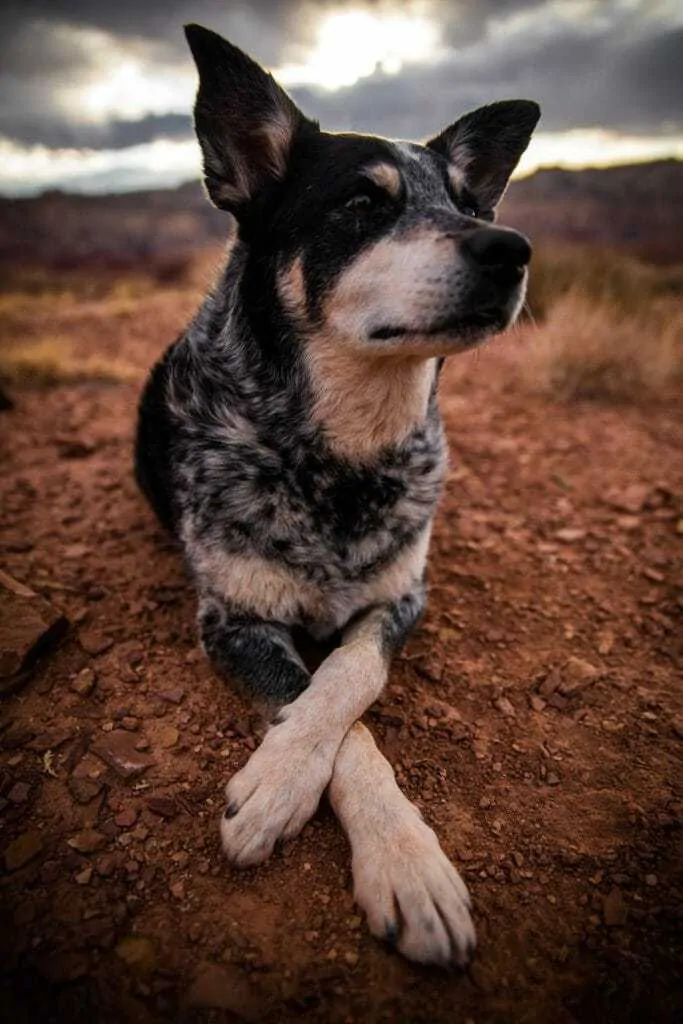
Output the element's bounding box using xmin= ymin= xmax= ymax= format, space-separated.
xmin=462 ymin=228 xmax=532 ymax=285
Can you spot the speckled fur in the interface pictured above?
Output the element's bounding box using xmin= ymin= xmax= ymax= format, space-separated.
xmin=134 ymin=23 xmax=539 ymax=967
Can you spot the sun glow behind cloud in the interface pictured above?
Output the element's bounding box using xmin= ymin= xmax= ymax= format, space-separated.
xmin=275 ymin=9 xmax=443 ymax=90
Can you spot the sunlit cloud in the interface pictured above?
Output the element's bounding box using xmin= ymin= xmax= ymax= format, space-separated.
xmin=276 ymin=8 xmax=443 ymax=90
xmin=2 ymin=129 xmax=681 ymax=198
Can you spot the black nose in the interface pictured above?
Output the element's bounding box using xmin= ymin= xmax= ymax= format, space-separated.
xmin=462 ymin=227 xmax=532 ymax=286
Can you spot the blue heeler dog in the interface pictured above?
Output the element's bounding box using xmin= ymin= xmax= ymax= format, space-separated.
xmin=135 ymin=23 xmax=540 ymax=967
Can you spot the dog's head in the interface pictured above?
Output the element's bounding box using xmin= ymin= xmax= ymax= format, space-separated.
xmin=185 ymin=24 xmax=540 ymax=359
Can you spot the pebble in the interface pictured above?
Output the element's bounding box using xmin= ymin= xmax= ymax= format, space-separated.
xmin=555 ymin=528 xmax=586 ymax=542
xmin=67 ymin=829 xmax=108 ymax=854
xmin=7 ymin=781 xmax=31 ymax=804
xmin=529 ymin=695 xmax=546 ymax=712
xmin=602 ymin=888 xmax=627 ymax=927
xmin=147 ymin=796 xmax=178 ymax=819
xmin=494 ymin=696 xmax=516 ymax=717
xmin=157 ymin=687 xmax=185 ymax=704
xmin=79 ymin=631 xmax=114 ymax=656
xmin=75 ymin=866 xmax=93 ymax=885
xmin=4 ymin=830 xmax=44 ymax=871
xmin=645 ymin=874 xmax=658 ymax=887
xmin=92 ymin=731 xmax=155 ymax=779
xmin=115 ymin=935 xmax=157 ymax=973
xmin=156 ymin=725 xmax=180 ymax=749
xmin=71 ymin=668 xmax=96 ymax=696
xmin=115 ymin=808 xmax=138 ymax=829
xmin=558 ymin=657 xmax=600 ymax=696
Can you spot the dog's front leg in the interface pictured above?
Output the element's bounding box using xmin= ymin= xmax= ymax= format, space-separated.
xmin=207 ymin=601 xmax=402 ymax=867
xmin=329 ymin=722 xmax=476 ymax=967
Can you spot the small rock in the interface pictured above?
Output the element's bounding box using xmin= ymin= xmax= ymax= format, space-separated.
xmin=79 ymin=631 xmax=114 ymax=656
xmin=68 ymin=776 xmax=104 ymax=804
xmin=91 ymin=731 xmax=155 ymax=779
xmin=344 ymin=951 xmax=359 ymax=967
xmin=596 ymin=630 xmax=615 ymax=656
xmin=63 ymin=543 xmax=91 ymax=560
xmin=7 ymin=781 xmax=32 ymax=804
xmin=0 ymin=570 xmax=69 ymax=696
xmin=671 ymin=718 xmax=683 ymax=739
xmin=558 ymin=657 xmax=600 ymax=696
xmin=4 ymin=830 xmax=44 ymax=870
xmin=642 ymin=567 xmax=665 ymax=583
xmin=114 ymin=807 xmax=138 ymax=829
xmin=603 ymin=888 xmax=627 ymax=927
xmin=529 ymin=695 xmax=546 ymax=712
xmin=156 ymin=724 xmax=180 ymax=749
xmin=75 ymin=866 xmax=93 ymax=885
xmin=71 ymin=667 xmax=96 ymax=696
xmin=156 ymin=687 xmax=185 ymax=704
xmin=604 ymin=484 xmax=650 ymax=514
xmin=67 ymin=829 xmax=108 ymax=854
xmin=147 ymin=796 xmax=178 ymax=819
xmin=170 ymin=880 xmax=185 ymax=900
xmin=555 ymin=528 xmax=586 ymax=543
xmin=172 ymin=850 xmax=190 ymax=870
xmin=645 ymin=874 xmax=658 ymax=887
xmin=121 ymin=716 xmax=140 ymax=732
xmin=115 ymin=935 xmax=157 ymax=974
xmin=546 ymin=772 xmax=561 ymax=786
xmin=493 ymin=696 xmax=516 ymax=717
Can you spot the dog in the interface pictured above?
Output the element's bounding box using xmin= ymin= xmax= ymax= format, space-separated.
xmin=135 ymin=23 xmax=539 ymax=967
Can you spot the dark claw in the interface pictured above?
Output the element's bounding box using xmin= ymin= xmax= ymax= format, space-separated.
xmin=224 ymin=803 xmax=239 ymax=819
xmin=384 ymin=919 xmax=399 ymax=945
xmin=274 ymin=838 xmax=285 ymax=854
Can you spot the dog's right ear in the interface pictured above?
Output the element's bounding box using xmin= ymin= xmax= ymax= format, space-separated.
xmin=184 ymin=24 xmax=312 ymax=214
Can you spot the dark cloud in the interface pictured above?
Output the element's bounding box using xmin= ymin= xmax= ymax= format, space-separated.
xmin=0 ymin=0 xmax=680 ymax=166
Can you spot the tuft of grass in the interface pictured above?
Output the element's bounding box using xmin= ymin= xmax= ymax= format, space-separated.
xmin=0 ymin=337 xmax=139 ymax=387
xmin=525 ymin=244 xmax=683 ymax=323
xmin=520 ymin=291 xmax=682 ymax=401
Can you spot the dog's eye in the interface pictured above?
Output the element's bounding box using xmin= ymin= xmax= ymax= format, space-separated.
xmin=344 ymin=193 xmax=375 ymax=213
xmin=458 ymin=198 xmax=479 ymax=219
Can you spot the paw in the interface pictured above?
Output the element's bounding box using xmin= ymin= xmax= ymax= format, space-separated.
xmin=220 ymin=718 xmax=336 ymax=868
xmin=352 ymin=802 xmax=475 ymax=967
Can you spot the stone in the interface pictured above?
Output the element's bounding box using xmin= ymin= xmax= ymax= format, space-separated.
xmin=71 ymin=667 xmax=96 ymax=696
xmin=0 ymin=569 xmax=69 ymax=695
xmin=555 ymin=528 xmax=586 ymax=542
xmin=147 ymin=796 xmax=178 ymax=819
xmin=7 ymin=781 xmax=31 ymax=804
xmin=558 ymin=657 xmax=600 ymax=696
xmin=603 ymin=888 xmax=627 ymax=927
xmin=156 ymin=724 xmax=180 ymax=749
xmin=67 ymin=829 xmax=108 ymax=854
xmin=115 ymin=807 xmax=138 ymax=829
xmin=156 ymin=687 xmax=185 ymax=704
xmin=75 ymin=866 xmax=93 ymax=885
xmin=68 ymin=776 xmax=104 ymax=804
xmin=115 ymin=936 xmax=157 ymax=974
xmin=494 ymin=696 xmax=516 ymax=717
xmin=79 ymin=631 xmax=114 ymax=656
xmin=4 ymin=830 xmax=44 ymax=871
xmin=91 ymin=731 xmax=155 ymax=779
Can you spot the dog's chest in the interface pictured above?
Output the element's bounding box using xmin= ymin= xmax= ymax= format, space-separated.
xmin=181 ymin=416 xmax=446 ymax=585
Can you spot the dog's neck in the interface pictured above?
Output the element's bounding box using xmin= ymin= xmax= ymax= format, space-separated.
xmin=305 ymin=341 xmax=438 ymax=462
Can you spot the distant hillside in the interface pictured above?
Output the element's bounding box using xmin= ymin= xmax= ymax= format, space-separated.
xmin=0 ymin=160 xmax=681 ymax=267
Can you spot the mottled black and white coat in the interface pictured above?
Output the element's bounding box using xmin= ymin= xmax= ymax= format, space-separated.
xmin=135 ymin=24 xmax=540 ymax=968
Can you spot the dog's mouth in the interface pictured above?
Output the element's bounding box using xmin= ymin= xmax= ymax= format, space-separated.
xmin=369 ymin=308 xmax=506 ymax=342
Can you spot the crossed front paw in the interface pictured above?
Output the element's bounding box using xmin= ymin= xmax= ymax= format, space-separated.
xmin=220 ymin=718 xmax=337 ymax=867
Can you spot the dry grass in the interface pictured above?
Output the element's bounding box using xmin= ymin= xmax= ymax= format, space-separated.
xmin=519 ymin=245 xmax=683 ymax=402
xmin=520 ymin=291 xmax=683 ymax=401
xmin=0 ymin=337 xmax=139 ymax=387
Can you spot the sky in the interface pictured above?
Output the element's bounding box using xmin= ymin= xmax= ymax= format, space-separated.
xmin=1 ymin=0 xmax=682 ymax=195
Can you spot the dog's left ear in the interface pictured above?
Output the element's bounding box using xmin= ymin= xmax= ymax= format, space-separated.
xmin=427 ymin=100 xmax=540 ymax=211
xmin=185 ymin=24 xmax=314 ymax=214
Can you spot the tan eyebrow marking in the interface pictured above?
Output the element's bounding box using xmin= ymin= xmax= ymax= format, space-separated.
xmin=362 ymin=162 xmax=402 ymax=197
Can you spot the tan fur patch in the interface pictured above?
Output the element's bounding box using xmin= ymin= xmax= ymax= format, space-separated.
xmin=363 ymin=162 xmax=401 ymax=197
xmin=186 ymin=524 xmax=432 ymax=635
xmin=306 ymin=340 xmax=437 ymax=461
xmin=447 ymin=163 xmax=468 ymax=194
xmin=277 ymin=255 xmax=307 ymax=321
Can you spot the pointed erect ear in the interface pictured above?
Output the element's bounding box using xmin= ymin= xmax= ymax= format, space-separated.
xmin=184 ymin=24 xmax=313 ymax=214
xmin=427 ymin=100 xmax=540 ymax=212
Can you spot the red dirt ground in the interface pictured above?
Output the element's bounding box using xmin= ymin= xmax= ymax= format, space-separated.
xmin=1 ymin=278 xmax=682 ymax=1023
